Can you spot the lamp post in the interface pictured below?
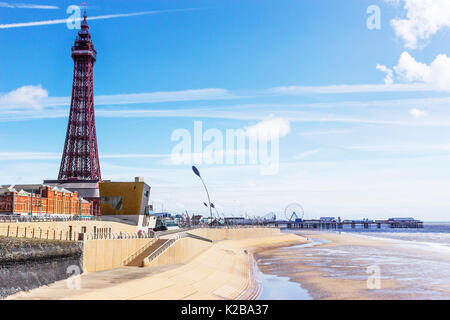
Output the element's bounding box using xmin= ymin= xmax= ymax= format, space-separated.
xmin=203 ymin=202 xmax=224 ymax=225
xmin=210 ymin=203 xmax=221 ymax=219
xmin=192 ymin=166 xmax=213 ymax=223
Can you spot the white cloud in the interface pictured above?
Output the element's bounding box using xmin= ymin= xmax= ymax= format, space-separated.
xmin=346 ymin=143 xmax=450 ymax=153
xmin=409 ymin=108 xmax=428 ymax=118
xmin=390 ymin=0 xmax=450 ymax=49
xmin=2 ymin=81 xmax=447 ymax=121
xmin=94 ymin=88 xmax=233 ymax=105
xmin=393 ymin=52 xmax=450 ymax=90
xmin=0 ymin=85 xmax=48 ymax=110
xmin=270 ymin=83 xmax=434 ymax=94
xmin=394 ymin=52 xmax=430 ymax=82
xmin=299 ymin=129 xmax=352 ymax=136
xmin=0 ymin=152 xmax=170 ymax=161
xmin=40 ymin=88 xmax=233 ymax=108
xmin=0 ymin=86 xmax=234 ymax=121
xmin=245 ymin=116 xmax=291 ymax=142
xmin=293 ymin=149 xmax=321 ymax=160
xmin=0 ymin=152 xmax=59 ymax=161
xmin=101 ymin=154 xmax=168 ymax=159
xmin=376 ymin=64 xmax=394 ymax=85
xmin=0 ymin=2 xmax=58 ymax=9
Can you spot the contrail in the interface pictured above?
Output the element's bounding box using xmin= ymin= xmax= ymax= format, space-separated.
xmin=0 ymin=8 xmax=197 ymax=29
xmin=0 ymin=2 xmax=59 ymax=9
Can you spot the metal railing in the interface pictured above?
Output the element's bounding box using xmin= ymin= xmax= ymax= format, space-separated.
xmin=145 ymin=238 xmax=177 ymax=264
xmin=84 ymin=231 xmax=154 ymax=240
xmin=184 ymin=232 xmax=213 ymax=243
xmin=0 ymin=225 xmax=84 ymax=242
xmin=122 ymin=231 xmax=214 ymax=267
xmin=122 ymin=238 xmax=166 ymax=266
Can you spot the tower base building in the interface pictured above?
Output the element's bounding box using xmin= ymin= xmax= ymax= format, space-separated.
xmin=99 ymin=177 xmax=151 ymax=226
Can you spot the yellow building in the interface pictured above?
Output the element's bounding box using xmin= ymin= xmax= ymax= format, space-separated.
xmin=99 ymin=177 xmax=151 ymax=225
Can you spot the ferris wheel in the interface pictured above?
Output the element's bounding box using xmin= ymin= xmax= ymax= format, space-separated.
xmin=284 ymin=203 xmax=305 ymax=221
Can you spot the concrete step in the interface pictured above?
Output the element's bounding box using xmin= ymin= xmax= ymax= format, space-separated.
xmin=126 ymin=239 xmax=168 ymax=267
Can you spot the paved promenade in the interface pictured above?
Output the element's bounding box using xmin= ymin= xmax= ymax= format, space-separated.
xmin=8 ymin=234 xmax=306 ymax=300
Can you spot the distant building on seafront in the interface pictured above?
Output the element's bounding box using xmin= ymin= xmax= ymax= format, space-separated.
xmin=0 ymin=184 xmax=92 ymax=216
xmin=224 ymin=217 xmax=246 ymax=225
xmin=191 ymin=215 xmax=203 ymax=225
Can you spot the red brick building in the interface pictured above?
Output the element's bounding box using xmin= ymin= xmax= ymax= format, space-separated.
xmin=0 ymin=185 xmax=92 ymax=216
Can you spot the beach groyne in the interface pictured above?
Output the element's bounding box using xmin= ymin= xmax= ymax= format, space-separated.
xmin=0 ymin=237 xmax=82 ymax=299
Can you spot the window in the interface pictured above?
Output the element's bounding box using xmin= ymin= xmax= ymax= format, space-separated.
xmin=100 ymin=196 xmax=123 ymax=210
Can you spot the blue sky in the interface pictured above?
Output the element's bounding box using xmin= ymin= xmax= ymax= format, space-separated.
xmin=1 ymin=0 xmax=450 ymax=220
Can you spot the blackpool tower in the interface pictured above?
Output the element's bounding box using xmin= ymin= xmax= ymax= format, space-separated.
xmin=58 ymin=12 xmax=101 ymax=182
xmin=45 ymin=12 xmax=101 ymax=216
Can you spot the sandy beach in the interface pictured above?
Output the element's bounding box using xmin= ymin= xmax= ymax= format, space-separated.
xmin=8 ymin=233 xmax=307 ymax=300
xmin=256 ymin=231 xmax=450 ymax=300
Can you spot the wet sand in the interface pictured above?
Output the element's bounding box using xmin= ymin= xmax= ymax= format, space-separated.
xmin=256 ymin=231 xmax=450 ymax=300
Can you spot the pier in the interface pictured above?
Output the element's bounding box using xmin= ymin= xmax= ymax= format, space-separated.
xmin=265 ymin=217 xmax=424 ymax=230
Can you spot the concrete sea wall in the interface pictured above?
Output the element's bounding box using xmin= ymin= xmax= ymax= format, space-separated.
xmin=82 ymin=227 xmax=281 ymax=271
xmin=143 ymin=237 xmax=213 ymax=267
xmin=144 ymin=227 xmax=280 ymax=268
xmin=82 ymin=238 xmax=156 ymax=272
xmin=0 ymin=237 xmax=82 ymax=299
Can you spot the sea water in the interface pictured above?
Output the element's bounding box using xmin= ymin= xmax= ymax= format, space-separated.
xmin=256 ymin=223 xmax=450 ymax=299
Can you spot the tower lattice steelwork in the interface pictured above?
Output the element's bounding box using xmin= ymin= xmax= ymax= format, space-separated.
xmin=58 ymin=12 xmax=101 ymax=182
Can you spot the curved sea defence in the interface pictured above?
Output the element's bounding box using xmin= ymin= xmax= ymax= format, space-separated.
xmin=8 ymin=230 xmax=307 ymax=300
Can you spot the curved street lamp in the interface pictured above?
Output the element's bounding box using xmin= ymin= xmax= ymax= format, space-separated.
xmin=210 ymin=202 xmax=221 ymax=220
xmin=192 ymin=166 xmax=213 ymax=222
